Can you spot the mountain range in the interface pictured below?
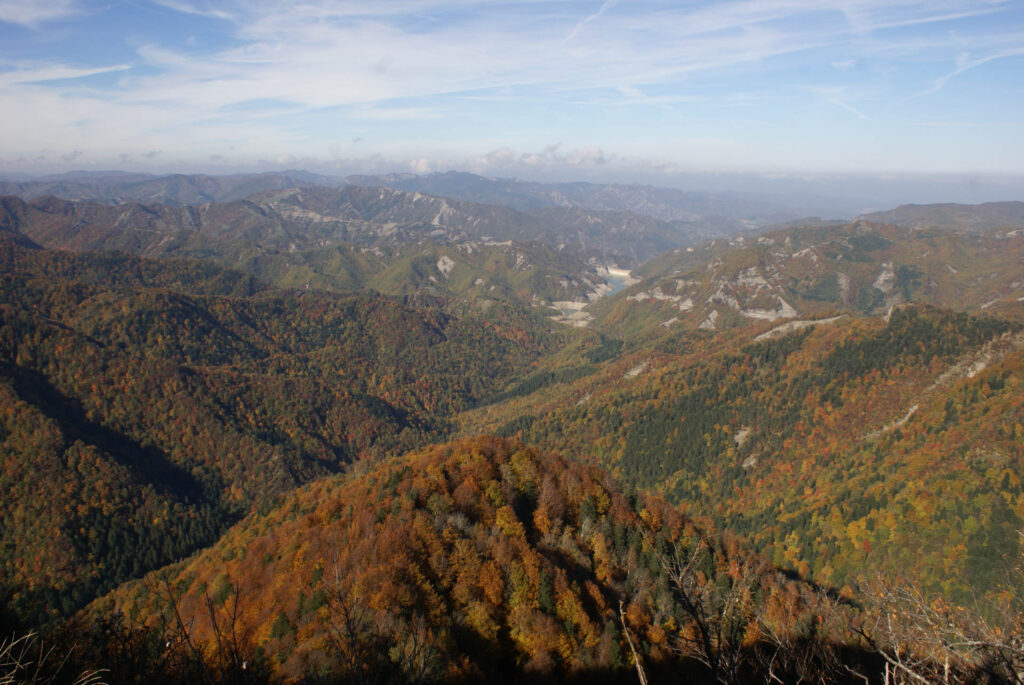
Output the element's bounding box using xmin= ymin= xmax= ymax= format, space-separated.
xmin=858 ymin=201 xmax=1024 ymax=233
xmin=0 ymin=170 xmax=335 ymax=206
xmin=585 ymin=220 xmax=1024 ymax=339
xmin=1 ymin=173 xmax=1023 ymax=683
xmin=2 ymin=169 xmax=815 ymax=223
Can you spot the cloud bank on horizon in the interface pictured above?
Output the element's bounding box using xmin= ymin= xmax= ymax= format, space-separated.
xmin=1 ymin=0 xmax=1022 ymax=178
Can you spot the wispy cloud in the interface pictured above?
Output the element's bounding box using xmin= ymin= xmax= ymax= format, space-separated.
xmin=830 ymin=99 xmax=870 ymax=121
xmin=2 ymin=0 xmax=1023 ymax=173
xmin=148 ymin=0 xmax=234 ymax=21
xmin=22 ymin=1 xmax=1017 ymax=114
xmin=0 ymin=0 xmax=81 ymax=27
xmin=519 ymin=144 xmax=609 ymax=167
xmin=565 ymin=0 xmax=620 ymax=42
xmin=799 ymin=81 xmax=876 ymax=124
xmin=347 ymin=105 xmax=445 ymax=121
xmin=918 ymin=45 xmax=1024 ymax=96
xmin=0 ymin=62 xmax=131 ymax=87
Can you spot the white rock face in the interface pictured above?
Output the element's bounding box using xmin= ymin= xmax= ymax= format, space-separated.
xmin=869 ymin=404 xmax=918 ymax=439
xmin=741 ymin=297 xmax=798 ymax=321
xmin=550 ymin=311 xmax=593 ymax=327
xmin=674 ymin=278 xmax=697 ymax=292
xmin=699 ymin=310 xmax=719 ymax=330
xmin=754 ymin=315 xmax=845 ymax=341
xmin=624 ymin=362 xmax=649 ymax=378
xmin=436 ymin=255 xmax=456 ymax=277
xmin=874 ymin=261 xmax=896 ymax=293
xmin=549 ymin=301 xmax=593 ymax=327
xmin=431 ymin=201 xmax=453 ymax=226
xmin=709 ymin=286 xmax=741 ymax=310
xmin=837 ymin=272 xmax=850 ymax=300
xmin=967 ymin=360 xmax=988 ymax=378
xmin=628 ymin=286 xmax=681 ymax=303
xmin=791 ymin=247 xmax=818 ymax=262
xmin=736 ymin=267 xmax=770 ymax=288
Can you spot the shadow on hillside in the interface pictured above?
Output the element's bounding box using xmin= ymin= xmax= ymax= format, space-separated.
xmin=3 ymin=362 xmax=206 ymax=503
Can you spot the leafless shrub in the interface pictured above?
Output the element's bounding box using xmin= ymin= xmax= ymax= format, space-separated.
xmin=0 ymin=631 xmax=105 ymax=685
xmin=855 ymin=576 xmax=1024 ymax=684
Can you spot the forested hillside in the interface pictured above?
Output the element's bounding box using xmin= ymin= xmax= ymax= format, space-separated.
xmin=3 ymin=195 xmax=1024 ymax=684
xmin=0 ymin=235 xmax=562 ymax=623
xmin=94 ymin=436 xmax=862 ymax=683
xmin=0 ymin=185 xmax=707 ymax=266
xmin=588 ymin=221 xmax=1024 ymax=339
xmin=0 ymin=193 xmax=620 ymax=310
xmin=469 ymin=305 xmax=1024 ymax=601
xmin=0 ymin=169 xmax=803 ymax=236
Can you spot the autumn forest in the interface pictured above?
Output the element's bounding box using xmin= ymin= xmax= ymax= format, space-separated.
xmin=2 ymin=182 xmax=1024 ymax=684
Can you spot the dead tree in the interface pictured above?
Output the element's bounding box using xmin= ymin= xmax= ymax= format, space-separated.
xmin=646 ymin=531 xmax=759 ymax=685
xmin=856 ymin=576 xmax=1024 ymax=684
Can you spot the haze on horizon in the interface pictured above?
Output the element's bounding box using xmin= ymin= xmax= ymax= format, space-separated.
xmin=2 ymin=0 xmax=1024 ymax=187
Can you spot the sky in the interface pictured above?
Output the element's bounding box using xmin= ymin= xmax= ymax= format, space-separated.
xmin=2 ymin=0 xmax=1024 ymax=182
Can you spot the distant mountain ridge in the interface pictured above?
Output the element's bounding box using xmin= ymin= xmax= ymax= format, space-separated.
xmin=2 ymin=168 xmax=1024 ymax=683
xmin=858 ymin=201 xmax=1024 ymax=232
xmin=584 ymin=220 xmax=1024 ymax=338
xmin=0 ymin=184 xmax=728 ymax=269
xmin=344 ymin=169 xmax=807 ymax=224
xmin=0 ymin=170 xmax=335 ymax=206
xmin=0 ymin=192 xmax=622 ymax=306
xmin=0 ymin=170 xmax=821 ymax=248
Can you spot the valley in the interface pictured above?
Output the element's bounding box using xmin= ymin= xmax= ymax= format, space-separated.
xmin=6 ymin=1 xmax=1023 ymax=679
xmin=1 ymin=172 xmax=1023 ymax=683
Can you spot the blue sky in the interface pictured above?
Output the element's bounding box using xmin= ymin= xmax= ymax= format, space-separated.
xmin=2 ymin=0 xmax=1023 ymax=179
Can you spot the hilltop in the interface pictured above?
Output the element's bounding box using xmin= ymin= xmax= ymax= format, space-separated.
xmin=95 ymin=436 xmax=856 ymax=683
